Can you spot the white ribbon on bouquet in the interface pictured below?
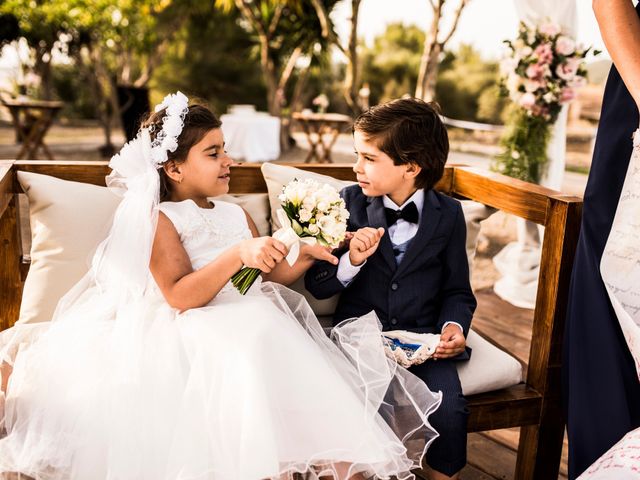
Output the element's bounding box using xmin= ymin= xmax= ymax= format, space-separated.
xmin=272 ymin=209 xmax=317 ymax=266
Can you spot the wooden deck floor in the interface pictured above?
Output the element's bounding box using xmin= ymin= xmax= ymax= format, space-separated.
xmin=461 ymin=289 xmax=568 ymax=480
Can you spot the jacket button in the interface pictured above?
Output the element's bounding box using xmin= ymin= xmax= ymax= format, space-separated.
xmin=391 ymin=317 xmax=398 ymax=325
xmin=391 ymin=282 xmax=398 ymax=291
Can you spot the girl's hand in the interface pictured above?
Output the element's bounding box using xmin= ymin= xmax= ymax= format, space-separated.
xmin=238 ymin=237 xmax=288 ymax=273
xmin=301 ymin=243 xmax=339 ymax=265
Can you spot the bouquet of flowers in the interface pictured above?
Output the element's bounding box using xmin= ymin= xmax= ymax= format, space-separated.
xmin=231 ymin=178 xmax=350 ymax=295
xmin=493 ymin=20 xmax=595 ymax=183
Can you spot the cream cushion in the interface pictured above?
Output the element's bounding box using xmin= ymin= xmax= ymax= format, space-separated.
xmin=17 ymin=171 xmax=122 ymax=325
xmin=459 ymin=330 xmax=523 ymax=395
xmin=16 ymin=172 xmax=270 ymax=324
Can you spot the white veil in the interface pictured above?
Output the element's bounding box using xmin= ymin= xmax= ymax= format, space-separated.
xmin=54 ymin=92 xmax=189 ymax=319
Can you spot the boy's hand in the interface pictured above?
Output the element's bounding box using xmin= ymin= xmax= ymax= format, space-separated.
xmin=434 ymin=324 xmax=466 ymax=359
xmin=349 ymin=227 xmax=385 ymax=266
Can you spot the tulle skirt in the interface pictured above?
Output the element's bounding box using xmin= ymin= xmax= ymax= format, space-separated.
xmin=0 ymin=282 xmax=441 ymax=480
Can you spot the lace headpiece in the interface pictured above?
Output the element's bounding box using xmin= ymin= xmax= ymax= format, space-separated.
xmin=149 ymin=91 xmax=189 ymax=167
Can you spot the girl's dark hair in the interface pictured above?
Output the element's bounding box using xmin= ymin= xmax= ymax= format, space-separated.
xmin=140 ymin=103 xmax=221 ymax=201
xmin=353 ymin=97 xmax=449 ymax=190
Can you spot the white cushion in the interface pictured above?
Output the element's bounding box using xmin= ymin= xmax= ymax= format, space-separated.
xmin=17 ymin=171 xmax=122 ymax=324
xmin=458 ymin=329 xmax=523 ymax=395
xmin=16 ymin=172 xmax=270 ymax=324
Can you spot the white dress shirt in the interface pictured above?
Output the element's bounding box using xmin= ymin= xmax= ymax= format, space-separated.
xmin=336 ymin=189 xmax=463 ymax=334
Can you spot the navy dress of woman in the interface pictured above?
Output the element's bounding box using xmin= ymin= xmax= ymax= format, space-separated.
xmin=563 ymin=4 xmax=640 ymax=478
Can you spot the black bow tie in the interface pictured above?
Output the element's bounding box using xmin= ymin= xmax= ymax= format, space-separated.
xmin=384 ymin=201 xmax=419 ymax=226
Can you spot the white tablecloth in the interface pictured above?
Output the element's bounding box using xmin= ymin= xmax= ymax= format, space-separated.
xmin=221 ymin=113 xmax=280 ymax=163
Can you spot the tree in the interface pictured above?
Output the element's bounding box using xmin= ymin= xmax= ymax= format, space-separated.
xmin=415 ymin=0 xmax=471 ymax=102
xmin=152 ymin=5 xmax=266 ymax=114
xmin=361 ymin=23 xmax=425 ymax=105
xmin=310 ymin=0 xmax=362 ymax=114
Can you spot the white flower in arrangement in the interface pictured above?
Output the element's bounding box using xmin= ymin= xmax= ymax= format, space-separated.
xmin=539 ymin=22 xmax=561 ymax=37
xmin=307 ymin=223 xmax=320 ymax=235
xmin=298 ymin=208 xmax=313 ymax=223
xmin=555 ymin=36 xmax=576 ymax=56
xmin=494 ymin=19 xmax=598 ymax=184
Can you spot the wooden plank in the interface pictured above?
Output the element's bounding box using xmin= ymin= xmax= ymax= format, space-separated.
xmin=466 ymin=385 xmax=541 ymax=432
xmin=452 ymin=167 xmax=581 ymax=226
xmin=14 ymin=160 xmax=110 ymax=186
xmin=460 ymin=464 xmax=498 ymax=480
xmin=516 ymin=197 xmax=582 ymax=479
xmin=468 ymin=432 xmax=518 ymax=479
xmin=0 ymin=195 xmax=23 ymax=330
xmin=0 ymin=161 xmax=16 ymax=219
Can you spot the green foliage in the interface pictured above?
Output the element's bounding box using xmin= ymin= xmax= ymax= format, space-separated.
xmin=360 ymin=23 xmax=424 ymax=105
xmin=492 ymin=107 xmax=551 ymax=183
xmin=435 ymin=44 xmax=505 ymax=122
xmin=51 ymin=63 xmax=97 ymax=119
xmin=152 ymin=6 xmax=266 ymax=113
xmin=361 ymin=26 xmax=506 ymax=123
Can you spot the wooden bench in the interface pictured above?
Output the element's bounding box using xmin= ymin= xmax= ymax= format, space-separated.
xmin=0 ymin=160 xmax=582 ymax=479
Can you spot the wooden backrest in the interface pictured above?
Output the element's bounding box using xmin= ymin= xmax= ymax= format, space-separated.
xmin=0 ymin=160 xmax=582 ymax=408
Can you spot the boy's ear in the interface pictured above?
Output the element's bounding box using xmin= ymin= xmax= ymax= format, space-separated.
xmin=404 ymin=162 xmax=422 ymax=180
xmin=163 ymin=160 xmax=183 ymax=183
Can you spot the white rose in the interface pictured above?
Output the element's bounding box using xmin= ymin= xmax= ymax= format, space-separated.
xmin=307 ymin=223 xmax=320 ymax=235
xmin=555 ymin=35 xmax=576 ymax=56
xmin=298 ymin=208 xmax=312 ymax=223
xmin=539 ymin=22 xmax=561 ymax=37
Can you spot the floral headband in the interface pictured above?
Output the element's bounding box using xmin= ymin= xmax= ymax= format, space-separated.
xmin=149 ymin=91 xmax=189 ymax=167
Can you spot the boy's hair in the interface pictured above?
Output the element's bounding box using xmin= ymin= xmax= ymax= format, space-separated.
xmin=141 ymin=103 xmax=221 ymax=201
xmin=353 ymin=97 xmax=449 ymax=190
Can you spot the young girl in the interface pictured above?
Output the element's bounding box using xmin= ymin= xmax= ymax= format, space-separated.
xmin=0 ymin=92 xmax=440 ymax=480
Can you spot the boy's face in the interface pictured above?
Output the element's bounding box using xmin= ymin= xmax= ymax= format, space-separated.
xmin=352 ymin=130 xmax=419 ymax=203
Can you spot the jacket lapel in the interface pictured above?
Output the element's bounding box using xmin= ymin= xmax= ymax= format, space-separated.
xmin=394 ymin=190 xmax=442 ymax=279
xmin=366 ymin=196 xmax=397 ymax=271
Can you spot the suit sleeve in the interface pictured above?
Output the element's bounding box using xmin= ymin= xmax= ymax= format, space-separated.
xmin=436 ymin=203 xmax=477 ymax=337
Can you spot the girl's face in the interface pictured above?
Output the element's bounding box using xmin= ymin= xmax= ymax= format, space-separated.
xmin=178 ymin=128 xmax=234 ymax=200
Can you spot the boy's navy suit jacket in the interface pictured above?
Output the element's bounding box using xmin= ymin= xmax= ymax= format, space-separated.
xmin=305 ymin=185 xmax=477 ymax=338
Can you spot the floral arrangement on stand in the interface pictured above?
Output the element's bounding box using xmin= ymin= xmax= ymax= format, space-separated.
xmin=232 ymin=178 xmax=349 ymax=295
xmin=493 ymin=21 xmax=595 ymax=183
xmin=312 ymin=93 xmax=329 ymax=114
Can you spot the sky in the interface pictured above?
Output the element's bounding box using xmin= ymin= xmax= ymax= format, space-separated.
xmin=331 ymin=0 xmax=608 ymax=61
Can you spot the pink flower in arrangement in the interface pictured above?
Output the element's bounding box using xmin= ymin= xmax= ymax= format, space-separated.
xmin=556 ymin=59 xmax=580 ymax=81
xmin=555 ymin=36 xmax=576 ymax=56
xmin=559 ymin=87 xmax=577 ymax=104
xmin=519 ymin=92 xmax=537 ymax=109
xmin=539 ymin=22 xmax=561 ymax=37
xmin=526 ymin=63 xmax=546 ymax=80
xmin=524 ymin=79 xmax=543 ymax=92
xmin=533 ymin=43 xmax=554 ymax=64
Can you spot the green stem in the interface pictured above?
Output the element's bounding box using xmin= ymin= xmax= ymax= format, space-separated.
xmin=492 ymin=108 xmax=552 ymax=183
xmin=231 ymin=267 xmax=262 ymax=295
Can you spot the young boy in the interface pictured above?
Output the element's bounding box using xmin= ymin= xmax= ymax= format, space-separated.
xmin=305 ymin=97 xmax=476 ymax=480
